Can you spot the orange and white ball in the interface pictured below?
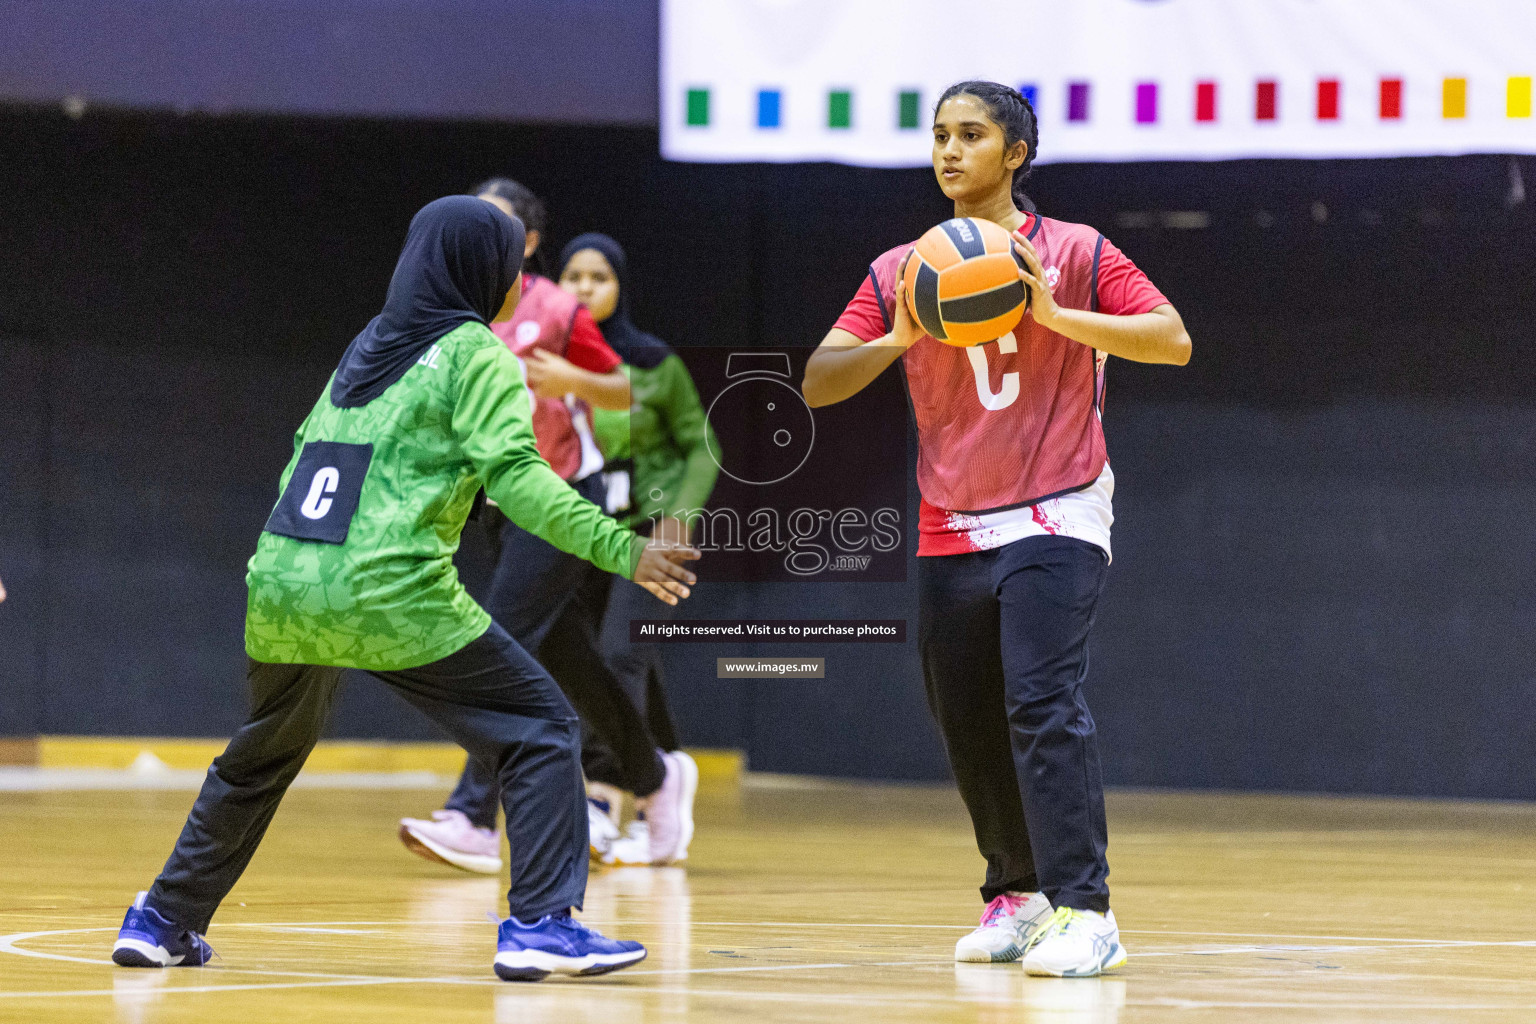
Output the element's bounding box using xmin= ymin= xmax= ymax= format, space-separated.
xmin=902 ymin=218 xmax=1029 ymax=347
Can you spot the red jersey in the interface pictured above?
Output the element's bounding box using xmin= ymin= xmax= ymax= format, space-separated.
xmin=834 ymin=212 xmax=1167 ymax=556
xmin=493 ymin=274 xmax=621 ymax=480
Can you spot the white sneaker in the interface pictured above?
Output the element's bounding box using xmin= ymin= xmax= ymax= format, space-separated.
xmin=602 ymin=820 xmax=651 ymax=866
xmin=587 ymin=797 xmax=621 ymax=860
xmin=955 ymin=892 xmax=1053 ymax=963
xmin=1020 ymin=907 xmax=1127 ymax=977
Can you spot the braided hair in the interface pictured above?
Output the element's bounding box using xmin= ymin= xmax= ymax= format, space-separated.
xmin=934 ymin=81 xmax=1039 ymax=213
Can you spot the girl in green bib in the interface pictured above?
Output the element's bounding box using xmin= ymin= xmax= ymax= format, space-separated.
xmin=112 ymin=196 xmax=698 ymax=982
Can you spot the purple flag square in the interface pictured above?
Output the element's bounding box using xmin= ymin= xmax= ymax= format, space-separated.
xmin=1136 ymin=82 xmax=1158 ymax=123
xmin=1067 ymin=82 xmax=1091 ymax=122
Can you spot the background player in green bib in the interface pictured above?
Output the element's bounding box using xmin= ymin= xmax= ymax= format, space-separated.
xmin=563 ymin=232 xmax=719 ymax=865
xmin=110 ymin=195 xmax=698 ymax=982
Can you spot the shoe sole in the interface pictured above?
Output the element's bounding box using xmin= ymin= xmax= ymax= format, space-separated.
xmin=112 ymin=938 xmax=197 ymax=968
xmin=601 ymin=852 xmax=654 ymax=867
xmin=955 ymin=911 xmax=1050 ymax=963
xmin=955 ymin=944 xmax=1022 ymax=963
xmin=1022 ymin=942 xmax=1127 ymax=978
xmin=398 ymin=824 xmax=502 ymax=875
xmin=670 ymin=751 xmax=698 ymax=864
xmin=494 ymin=947 xmax=648 ymax=982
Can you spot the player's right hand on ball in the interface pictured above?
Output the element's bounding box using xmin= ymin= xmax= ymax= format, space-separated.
xmin=634 ymin=539 xmax=700 ymax=605
xmin=890 ymin=251 xmax=924 ymax=349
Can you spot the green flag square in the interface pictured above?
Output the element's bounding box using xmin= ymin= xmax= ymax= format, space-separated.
xmin=686 ymin=88 xmax=710 ymax=126
xmin=828 ymin=90 xmax=852 ymax=129
xmin=898 ymin=90 xmax=920 ymax=129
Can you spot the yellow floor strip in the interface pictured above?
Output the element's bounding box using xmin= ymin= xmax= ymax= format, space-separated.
xmin=34 ymin=736 xmax=744 ymax=781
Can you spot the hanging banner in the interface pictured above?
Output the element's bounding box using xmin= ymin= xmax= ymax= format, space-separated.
xmin=660 ymin=0 xmax=1536 ymax=165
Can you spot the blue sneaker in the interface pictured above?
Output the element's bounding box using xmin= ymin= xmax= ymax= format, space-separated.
xmin=494 ymin=913 xmax=647 ymax=981
xmin=112 ymin=892 xmax=215 ymax=967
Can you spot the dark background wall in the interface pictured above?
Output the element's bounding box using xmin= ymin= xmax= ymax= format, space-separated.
xmin=1 ymin=105 xmax=1532 ymax=799
xmin=0 ymin=0 xmax=658 ymax=124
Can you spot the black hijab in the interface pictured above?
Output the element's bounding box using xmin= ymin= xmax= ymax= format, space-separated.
xmin=558 ymin=233 xmax=670 ymax=371
xmin=331 ymin=195 xmax=526 ymax=407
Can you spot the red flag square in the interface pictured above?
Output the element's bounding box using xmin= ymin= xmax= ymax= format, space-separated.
xmin=1256 ymin=80 xmax=1278 ymax=121
xmin=1317 ymin=79 xmax=1340 ymax=121
xmin=1380 ymin=78 xmax=1403 ymax=119
xmin=1196 ymin=81 xmax=1217 ymax=122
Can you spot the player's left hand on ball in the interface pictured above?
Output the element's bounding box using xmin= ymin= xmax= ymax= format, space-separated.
xmin=1012 ymin=235 xmax=1060 ymax=328
xmin=635 ymin=539 xmax=701 ymax=605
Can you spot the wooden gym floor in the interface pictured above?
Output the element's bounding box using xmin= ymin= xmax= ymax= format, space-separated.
xmin=2 ymin=772 xmax=1534 ymax=1023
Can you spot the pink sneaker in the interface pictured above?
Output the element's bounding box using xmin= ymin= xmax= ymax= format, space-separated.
xmin=398 ymin=809 xmax=502 ymax=874
xmin=638 ymin=751 xmax=697 ymax=865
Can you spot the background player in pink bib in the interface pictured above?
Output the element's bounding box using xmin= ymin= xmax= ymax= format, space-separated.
xmin=802 ymin=80 xmax=1191 ymax=977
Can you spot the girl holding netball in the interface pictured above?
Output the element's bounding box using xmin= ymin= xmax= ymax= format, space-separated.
xmin=802 ymin=81 xmax=1190 ymax=977
xmin=112 ymin=196 xmax=698 ymax=981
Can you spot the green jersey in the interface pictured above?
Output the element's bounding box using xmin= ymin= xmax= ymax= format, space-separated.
xmin=245 ymin=321 xmax=644 ymax=670
xmin=592 ymin=353 xmax=719 ymax=529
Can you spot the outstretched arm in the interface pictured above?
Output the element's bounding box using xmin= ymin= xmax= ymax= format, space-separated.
xmin=453 ymin=345 xmax=697 ymax=603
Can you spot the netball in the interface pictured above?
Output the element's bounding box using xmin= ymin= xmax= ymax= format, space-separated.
xmin=902 ymin=217 xmax=1029 ymax=346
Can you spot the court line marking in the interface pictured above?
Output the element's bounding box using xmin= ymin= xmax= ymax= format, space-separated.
xmin=6 ymin=921 xmax=1536 ymax=1004
xmin=8 ymin=977 xmax=1536 ymax=1014
xmin=12 ymin=916 xmax=1508 ymax=947
xmin=614 ymin=920 xmax=1534 ymax=947
xmin=1131 ymin=940 xmax=1536 ymax=957
xmin=0 ymin=979 xmax=421 ymax=1000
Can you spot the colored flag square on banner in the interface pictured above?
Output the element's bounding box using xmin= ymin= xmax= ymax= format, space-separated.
xmin=660 ymin=1 xmax=1536 ymax=166
xmin=1443 ymin=77 xmax=1467 ymax=118
xmin=1256 ymin=80 xmax=1278 ymax=121
xmin=1317 ymin=79 xmax=1340 ymax=120
xmin=1067 ymin=82 xmax=1090 ymax=122
xmin=1380 ymin=78 xmax=1403 ymax=119
xmin=1508 ymin=77 xmax=1531 ymax=118
xmin=1196 ymin=81 xmax=1217 ymax=122
xmin=828 ymin=90 xmax=852 ymax=128
xmin=686 ymin=88 xmax=709 ymax=126
xmin=757 ymin=89 xmax=781 ymax=128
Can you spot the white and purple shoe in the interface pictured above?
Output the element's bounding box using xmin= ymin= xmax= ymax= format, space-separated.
xmin=112 ymin=892 xmax=215 ymax=968
xmin=398 ymin=809 xmax=502 ymax=874
xmin=493 ymin=913 xmax=647 ymax=981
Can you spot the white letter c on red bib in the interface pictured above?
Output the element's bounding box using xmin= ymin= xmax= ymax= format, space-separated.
xmin=966 ymin=332 xmax=1020 ymax=412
